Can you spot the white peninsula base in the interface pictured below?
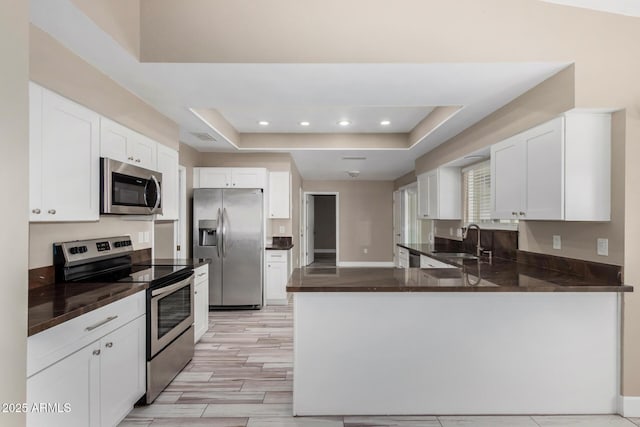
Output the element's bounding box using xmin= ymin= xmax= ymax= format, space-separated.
xmin=293 ymin=292 xmax=620 ymax=415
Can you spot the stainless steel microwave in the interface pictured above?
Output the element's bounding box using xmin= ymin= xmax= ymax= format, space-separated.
xmin=100 ymin=157 xmax=163 ymax=215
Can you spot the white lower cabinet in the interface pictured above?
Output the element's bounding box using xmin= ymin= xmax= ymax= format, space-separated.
xmin=27 ymin=293 xmax=145 ymax=427
xmin=420 ymin=254 xmax=457 ymax=269
xmin=265 ymin=250 xmax=291 ymax=305
xmin=397 ymin=247 xmax=409 ymax=268
xmin=194 ymin=264 xmax=210 ymax=343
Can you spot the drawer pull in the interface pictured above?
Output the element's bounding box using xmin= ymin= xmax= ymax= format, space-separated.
xmin=197 ymin=273 xmax=207 ymax=277
xmin=105 ymin=342 xmax=113 ymax=348
xmin=85 ymin=315 xmax=118 ymax=332
xmin=93 ymin=349 xmax=101 ymax=356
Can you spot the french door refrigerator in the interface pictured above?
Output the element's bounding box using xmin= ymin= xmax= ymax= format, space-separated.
xmin=193 ymin=188 xmax=263 ymax=308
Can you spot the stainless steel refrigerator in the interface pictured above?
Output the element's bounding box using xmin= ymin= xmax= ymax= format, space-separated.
xmin=193 ymin=188 xmax=263 ymax=308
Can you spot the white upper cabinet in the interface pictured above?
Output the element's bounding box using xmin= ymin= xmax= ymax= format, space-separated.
xmin=417 ymin=167 xmax=461 ymax=220
xmin=100 ymin=117 xmax=157 ymax=170
xmin=268 ymin=171 xmax=291 ymax=219
xmin=194 ymin=167 xmax=267 ymax=189
xmin=491 ymin=113 xmax=611 ymax=221
xmin=29 ymin=83 xmax=100 ymax=222
xmin=156 ymin=144 xmax=179 ymax=220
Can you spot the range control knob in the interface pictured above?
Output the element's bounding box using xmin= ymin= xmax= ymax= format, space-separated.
xmin=114 ymin=241 xmax=121 ymax=248
xmin=69 ymin=247 xmax=78 ymax=255
xmin=79 ymin=246 xmax=88 ymax=254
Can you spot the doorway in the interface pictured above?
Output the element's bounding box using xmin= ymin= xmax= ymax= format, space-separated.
xmin=302 ymin=192 xmax=338 ymax=267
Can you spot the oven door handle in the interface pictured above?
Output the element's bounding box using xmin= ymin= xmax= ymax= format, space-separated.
xmin=151 ymin=274 xmax=194 ymax=297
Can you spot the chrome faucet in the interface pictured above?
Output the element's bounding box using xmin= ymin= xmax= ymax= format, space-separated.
xmin=462 ymin=223 xmax=483 ymax=257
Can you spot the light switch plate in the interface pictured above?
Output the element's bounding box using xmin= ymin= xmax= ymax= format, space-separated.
xmin=597 ymin=238 xmax=609 ymax=256
xmin=363 ymin=248 xmax=368 ymax=254
xmin=552 ymin=235 xmax=561 ymax=250
xmin=456 ymin=228 xmax=462 ymax=238
xmin=279 ymin=226 xmax=285 ymax=234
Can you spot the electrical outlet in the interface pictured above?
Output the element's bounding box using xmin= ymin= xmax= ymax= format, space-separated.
xmin=144 ymin=231 xmax=150 ymax=243
xmin=456 ymin=228 xmax=462 ymax=238
xmin=449 ymin=227 xmax=454 ymax=236
xmin=279 ymin=226 xmax=285 ymax=234
xmin=552 ymin=235 xmax=561 ymax=250
xmin=363 ymin=248 xmax=368 ymax=254
xmin=138 ymin=232 xmax=144 ymax=243
xmin=597 ymin=238 xmax=609 ymax=256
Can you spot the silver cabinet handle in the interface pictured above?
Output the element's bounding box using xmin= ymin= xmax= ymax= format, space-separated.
xmin=32 ymin=209 xmax=41 ymax=214
xmin=135 ymin=159 xmax=141 ymax=163
xmin=93 ymin=349 xmax=101 ymax=356
xmin=268 ymin=264 xmax=271 ymax=267
xmin=511 ymin=211 xmax=517 ymax=216
xmin=85 ymin=315 xmax=118 ymax=331
xmin=226 ymin=183 xmax=229 ymax=187
xmin=216 ymin=208 xmax=222 ymax=258
xmin=48 ymin=209 xmax=56 ymax=215
xmin=519 ymin=211 xmax=526 ymax=216
xmin=105 ymin=342 xmax=113 ymax=348
xmin=128 ymin=156 xmax=134 ymax=161
xmin=197 ymin=273 xmax=206 ymax=277
xmin=233 ymin=183 xmax=236 ymax=186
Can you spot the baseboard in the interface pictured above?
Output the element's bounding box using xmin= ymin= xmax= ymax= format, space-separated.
xmin=336 ymin=261 xmax=395 ymax=268
xmin=314 ymin=249 xmax=336 ymax=254
xmin=619 ymin=395 xmax=640 ymax=417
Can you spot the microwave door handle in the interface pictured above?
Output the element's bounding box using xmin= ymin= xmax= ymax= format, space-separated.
xmin=151 ymin=175 xmax=161 ymax=211
xmin=216 ymin=208 xmax=222 ymax=258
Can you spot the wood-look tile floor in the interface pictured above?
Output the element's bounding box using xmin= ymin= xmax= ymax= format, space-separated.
xmin=120 ymin=300 xmax=640 ymax=427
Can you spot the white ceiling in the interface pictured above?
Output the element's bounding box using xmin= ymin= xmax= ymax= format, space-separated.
xmin=540 ymin=0 xmax=640 ymax=17
xmin=31 ymin=0 xmax=572 ymax=180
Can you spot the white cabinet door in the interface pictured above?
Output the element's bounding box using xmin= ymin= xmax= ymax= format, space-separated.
xmin=99 ymin=316 xmax=146 ymax=427
xmin=268 ymin=171 xmax=290 ymax=218
xmin=156 ymin=144 xmax=179 ymax=220
xmin=397 ymin=247 xmax=409 ymax=268
xmin=100 ymin=117 xmax=157 ymax=169
xmin=30 ymin=84 xmax=100 ymax=222
xmin=524 ymin=117 xmax=564 ymax=220
xmin=231 ymin=168 xmax=266 ymax=188
xmin=29 ymin=83 xmax=44 ymax=221
xmin=491 ymin=134 xmax=525 ymax=220
xmin=194 ymin=280 xmax=209 ymax=343
xmin=266 ymin=261 xmax=288 ymax=302
xmin=100 ymin=118 xmax=130 ymax=164
xmin=27 ymin=343 xmax=100 ymax=427
xmin=196 ymin=168 xmax=232 ymax=188
xmin=417 ymin=171 xmax=437 ymax=219
xmin=131 ymin=135 xmax=157 ymax=170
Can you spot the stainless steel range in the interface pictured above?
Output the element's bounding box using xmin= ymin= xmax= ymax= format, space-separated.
xmin=53 ymin=236 xmax=195 ymax=404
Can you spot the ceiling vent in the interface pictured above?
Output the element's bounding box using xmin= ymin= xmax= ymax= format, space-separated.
xmin=191 ymin=132 xmax=216 ymax=142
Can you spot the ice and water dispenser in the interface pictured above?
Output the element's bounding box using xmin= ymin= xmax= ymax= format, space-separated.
xmin=198 ymin=220 xmax=218 ymax=246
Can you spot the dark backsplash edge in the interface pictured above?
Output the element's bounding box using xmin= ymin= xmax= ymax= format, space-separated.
xmin=435 ymin=231 xmax=622 ymax=284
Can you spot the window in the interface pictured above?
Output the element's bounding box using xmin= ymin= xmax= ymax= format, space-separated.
xmin=462 ymin=161 xmax=517 ymax=229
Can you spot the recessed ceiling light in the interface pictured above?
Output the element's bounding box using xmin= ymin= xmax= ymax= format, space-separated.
xmin=299 ymin=121 xmax=310 ymax=126
xmin=338 ymin=120 xmax=351 ymax=126
xmin=258 ymin=120 xmax=270 ymax=126
xmin=380 ymin=120 xmax=391 ymax=126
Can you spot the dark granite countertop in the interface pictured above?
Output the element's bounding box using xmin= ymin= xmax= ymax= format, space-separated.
xmin=265 ymin=244 xmax=294 ymax=250
xmin=139 ymin=258 xmax=211 ymax=268
xmin=28 ymin=281 xmax=148 ymax=336
xmin=287 ymin=259 xmax=633 ymax=293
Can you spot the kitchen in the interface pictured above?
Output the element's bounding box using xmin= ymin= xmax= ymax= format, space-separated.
xmin=3 ymin=1 xmax=640 ymax=427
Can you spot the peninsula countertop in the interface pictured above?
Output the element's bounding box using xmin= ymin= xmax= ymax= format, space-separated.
xmin=286 ymin=260 xmax=633 ymax=293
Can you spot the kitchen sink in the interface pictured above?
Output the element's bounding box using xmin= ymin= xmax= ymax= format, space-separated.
xmin=430 ymin=252 xmax=478 ymax=260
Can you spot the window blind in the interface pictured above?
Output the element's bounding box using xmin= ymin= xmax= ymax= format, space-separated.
xmin=462 ymin=161 xmax=491 ymax=224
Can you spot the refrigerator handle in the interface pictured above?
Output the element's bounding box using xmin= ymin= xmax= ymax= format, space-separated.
xmin=222 ymin=207 xmax=229 ymax=257
xmin=216 ymin=208 xmax=222 ymax=258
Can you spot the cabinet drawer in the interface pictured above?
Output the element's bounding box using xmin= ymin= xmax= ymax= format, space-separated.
xmin=27 ymin=291 xmax=145 ymax=377
xmin=194 ymin=264 xmax=209 ymax=284
xmin=266 ymin=250 xmax=288 ymax=262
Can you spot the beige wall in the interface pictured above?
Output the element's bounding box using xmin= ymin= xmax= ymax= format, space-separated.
xmin=30 ymin=25 xmax=178 ymax=150
xmin=179 ymin=142 xmax=200 ymax=257
xmin=0 ymin=0 xmax=28 ymax=423
xmin=30 ymin=218 xmax=154 ymax=269
xmin=393 ymin=171 xmax=417 ymax=190
xmin=304 ymin=180 xmax=394 ymax=263
xmin=70 ymin=0 xmax=140 ymax=58
xmin=314 ymin=195 xmax=337 ymax=250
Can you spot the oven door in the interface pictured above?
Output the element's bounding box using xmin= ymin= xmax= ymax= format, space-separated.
xmin=149 ymin=273 xmax=194 ymax=357
xmin=101 ymin=157 xmax=163 ymax=215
